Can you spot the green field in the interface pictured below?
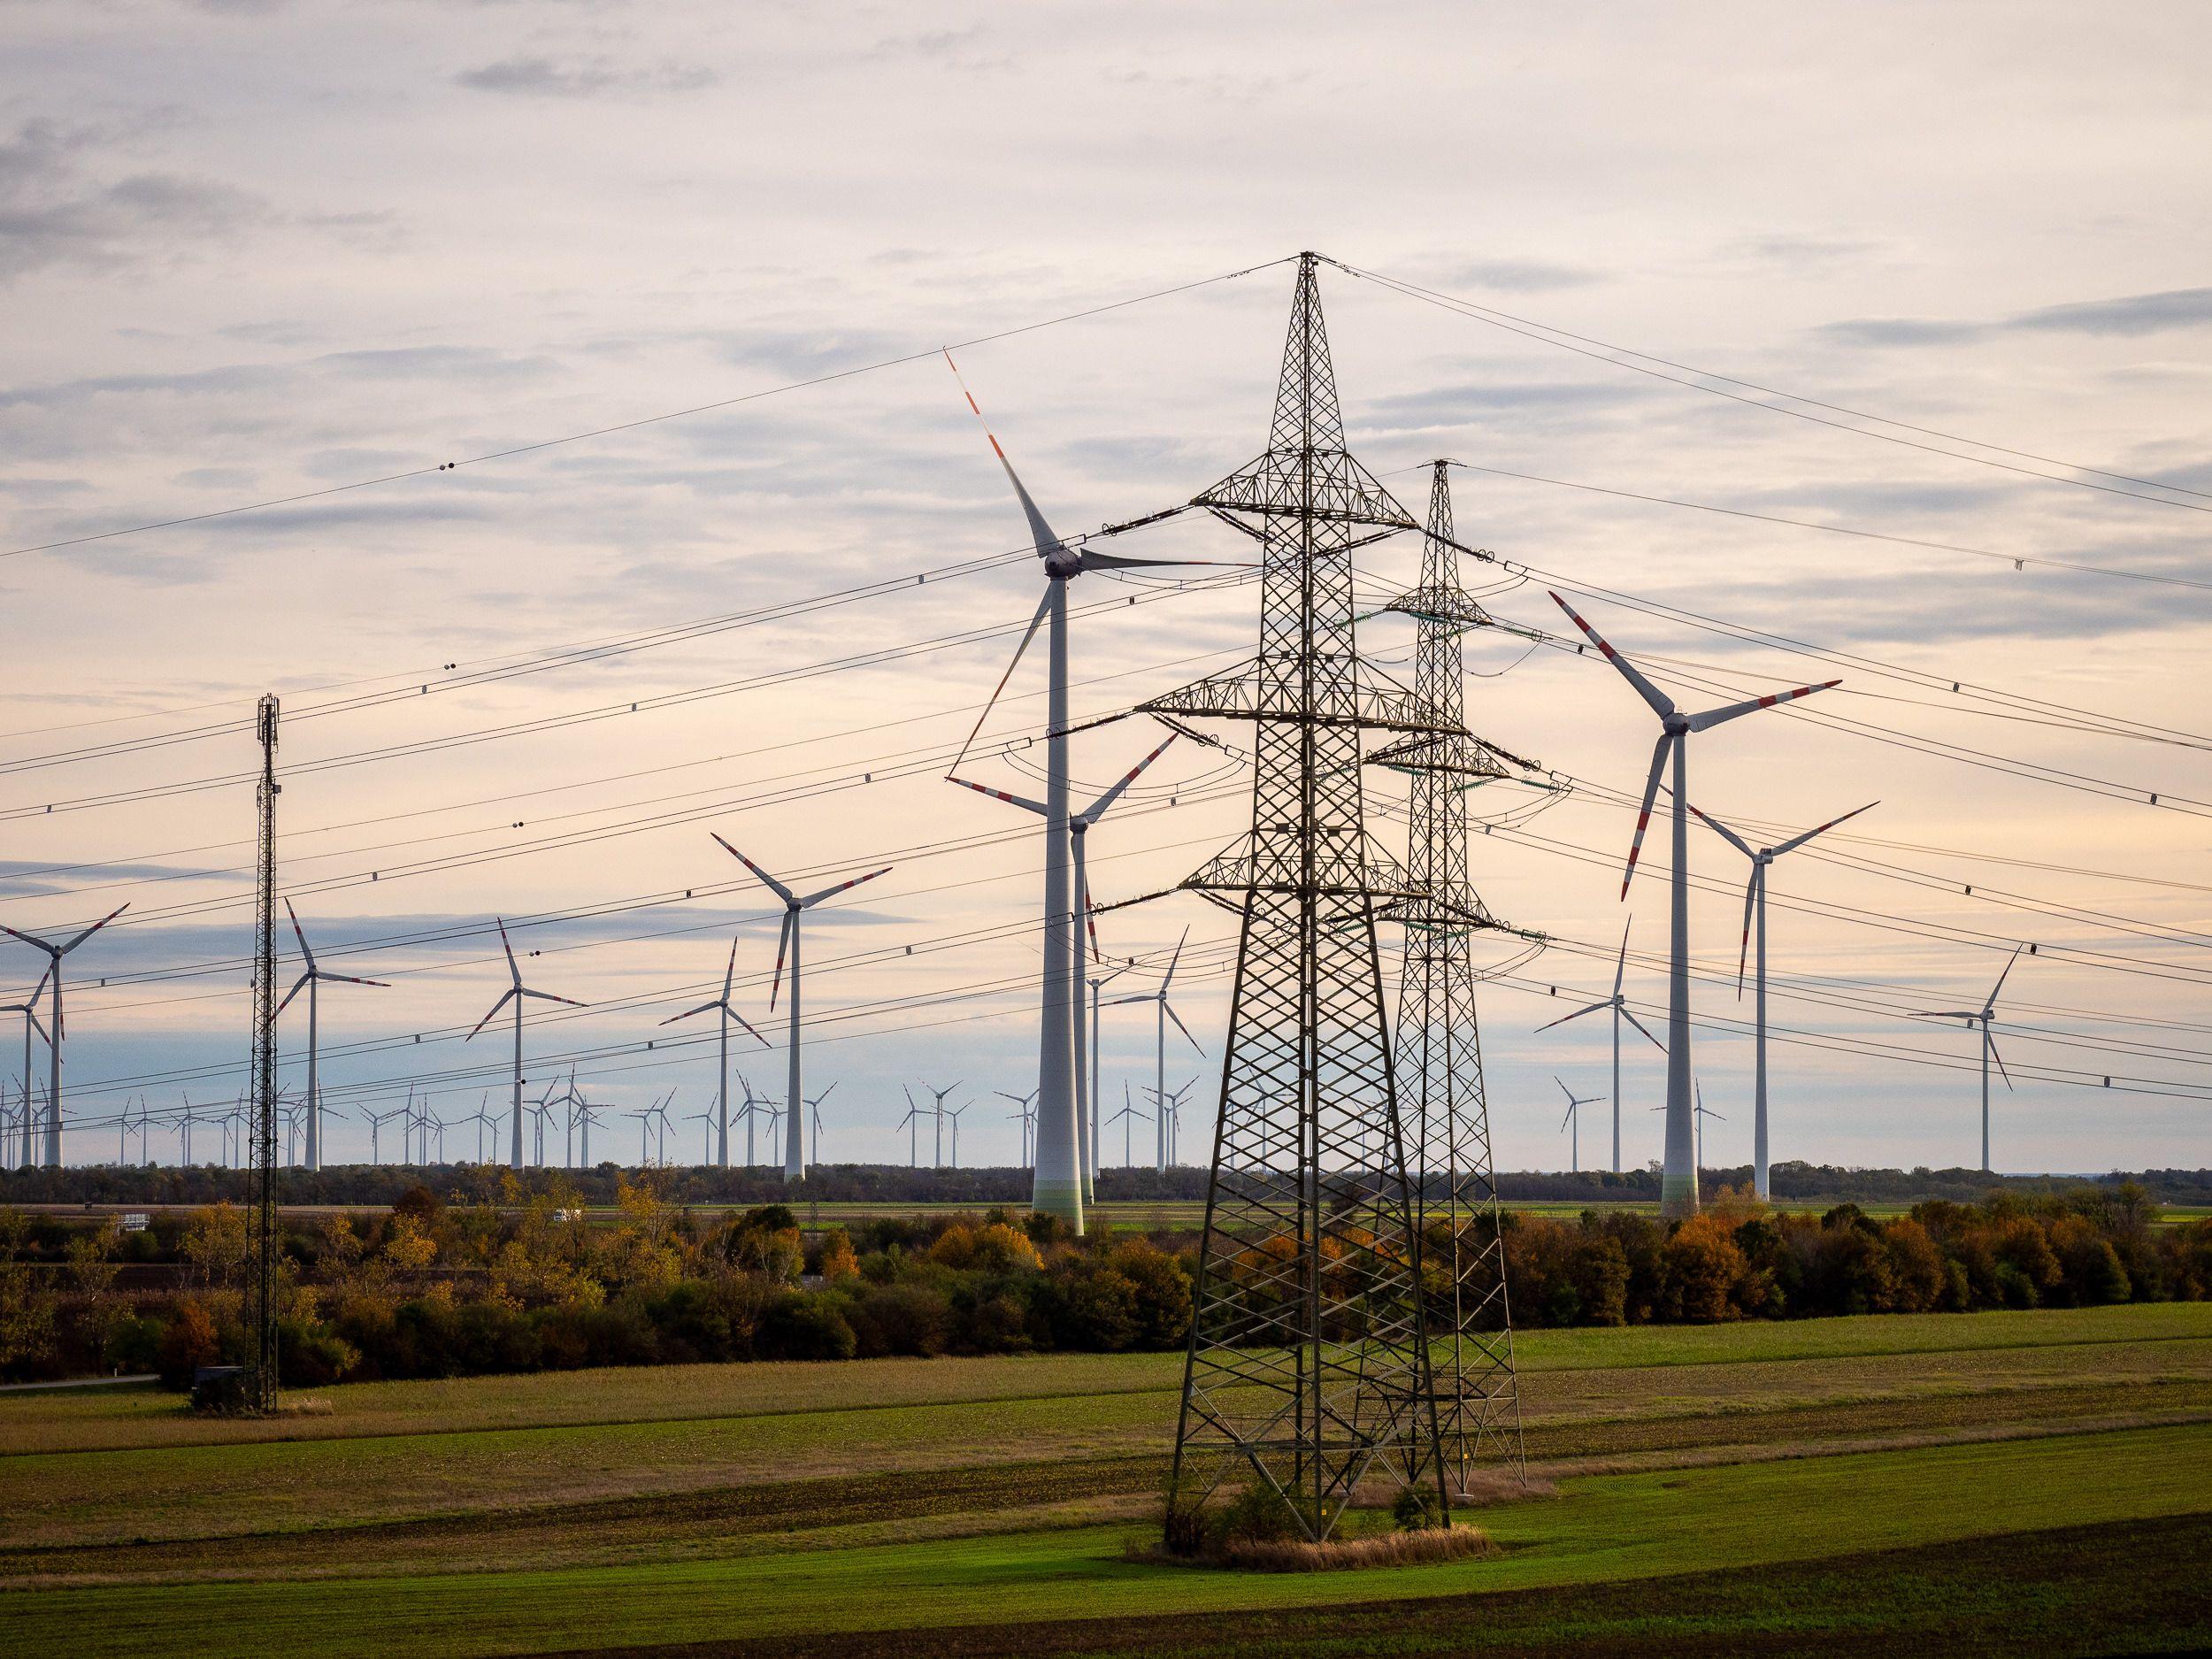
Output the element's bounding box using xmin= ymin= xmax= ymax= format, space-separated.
xmin=4 ymin=1303 xmax=2208 ymax=1656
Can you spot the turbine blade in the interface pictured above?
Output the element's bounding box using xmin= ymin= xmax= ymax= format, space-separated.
xmin=285 ymin=898 xmax=314 ymax=966
xmin=1988 ymin=1032 xmax=2016 ymax=1091
xmin=1736 ymin=869 xmax=1757 ymax=997
xmin=949 ymin=774 xmax=1048 ymax=817
xmin=276 ymin=972 xmax=312 ymax=1017
xmin=1163 ymin=926 xmax=1189 ymax=992
xmin=768 ymin=911 xmax=793 ymax=1014
xmin=731 ymin=1008 xmax=771 ymax=1048
xmin=319 ymin=972 xmax=388 ymax=988
xmin=57 ymin=902 xmax=129 ymax=956
xmin=467 ymin=987 xmax=518 ymax=1040
xmin=1686 ymin=678 xmax=1840 ymax=733
xmin=709 ymin=834 xmax=797 ymax=905
xmin=723 ymin=935 xmax=738 ymax=1002
xmin=949 ymin=584 xmax=1054 ymax=777
xmin=1622 ymin=1008 xmax=1668 ymax=1054
xmin=1555 ymin=1076 xmax=1572 ymax=1102
xmin=1771 ymin=799 xmax=1879 ymax=857
xmin=522 ymin=988 xmax=586 ymax=1008
xmin=799 ymin=864 xmax=894 ymax=909
xmin=495 ymin=918 xmax=522 ymax=987
xmin=1614 ymin=918 xmax=1630 ymax=998
xmin=1082 ymin=731 xmax=1177 ymax=820
xmin=1533 ymin=1000 xmax=1611 ymax=1033
xmin=1074 ymin=549 xmax=1217 ymax=572
xmin=1987 ymin=943 xmax=2024 ymax=1010
xmin=1164 ymin=1001 xmax=1202 ymax=1054
xmin=1548 ymin=591 xmax=1676 ymax=719
xmin=1621 ymin=733 xmax=1674 ymax=900
xmin=659 ymin=1002 xmax=719 ymax=1026
xmin=1687 ymin=803 xmax=1755 ymax=860
xmin=945 ymin=349 xmax=1067 ymax=557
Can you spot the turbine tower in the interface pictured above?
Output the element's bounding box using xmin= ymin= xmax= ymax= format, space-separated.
xmin=1 ymin=903 xmax=126 ymax=1167
xmin=465 ymin=919 xmax=585 ymax=1170
xmin=277 ymin=901 xmax=388 ymax=1173
xmin=1919 ymin=946 xmax=2024 ymax=1172
xmin=1535 ymin=919 xmax=1664 ymax=1174
xmin=1551 ymin=593 xmax=1838 ymax=1217
xmin=1690 ymin=800 xmax=1876 ymax=1200
xmin=1139 ymin=254 xmax=1475 ymax=1541
xmin=711 ymin=835 xmax=890 ymax=1183
xmin=659 ymin=935 xmax=770 ymax=1168
xmin=951 ymin=732 xmax=1178 ymax=1201
xmin=941 ymin=355 xmax=1200 ymax=1234
xmin=1556 ymin=1077 xmax=1603 ymax=1174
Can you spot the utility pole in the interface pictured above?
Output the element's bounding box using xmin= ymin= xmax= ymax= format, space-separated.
xmin=248 ymin=695 xmax=281 ymax=1413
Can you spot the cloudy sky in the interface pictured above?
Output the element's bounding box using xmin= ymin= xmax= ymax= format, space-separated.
xmin=3 ymin=0 xmax=2209 ymax=1175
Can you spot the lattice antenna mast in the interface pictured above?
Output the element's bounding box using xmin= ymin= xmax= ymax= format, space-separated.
xmin=1375 ymin=462 xmax=1530 ymax=1490
xmin=249 ymin=694 xmax=281 ymax=1413
xmin=1146 ymin=255 xmax=1467 ymax=1543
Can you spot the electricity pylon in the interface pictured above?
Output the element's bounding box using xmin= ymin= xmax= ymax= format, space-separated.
xmin=248 ymin=695 xmax=281 ymax=1413
xmin=1372 ymin=461 xmax=1534 ymax=1490
xmin=1139 ymin=255 xmax=1488 ymax=1543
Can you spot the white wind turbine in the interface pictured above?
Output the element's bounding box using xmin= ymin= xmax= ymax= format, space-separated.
xmin=951 ymin=733 xmax=1178 ymax=1201
xmin=1550 ymin=593 xmax=1839 ymax=1217
xmin=1555 ymin=1077 xmax=1603 ymax=1175
xmin=1649 ymin=1081 xmax=1728 ymax=1176
xmin=277 ymin=901 xmax=388 ymax=1173
xmin=803 ymin=1082 xmax=835 ymax=1169
xmin=1110 ymin=1082 xmax=1150 ymax=1168
xmin=1 ymin=903 xmax=127 ymax=1167
xmin=659 ymin=935 xmax=770 ymax=1170
xmin=1145 ymin=1079 xmax=1196 ymax=1166
xmin=898 ymin=1087 xmax=926 ymax=1168
xmin=1918 ymin=947 xmax=2024 ymax=1173
xmin=1690 ymin=799 xmax=1877 ymax=1201
xmin=997 ymin=1088 xmax=1039 ymax=1167
xmin=711 ymin=834 xmax=890 ymax=1183
xmin=735 ymin=1073 xmax=778 ymax=1167
xmin=919 ymin=1079 xmax=962 ymax=1168
xmin=3 ymin=970 xmax=50 ymax=1170
xmin=1534 ymin=919 xmax=1664 ymax=1175
xmin=1084 ymin=953 xmax=1134 ymax=1184
xmin=1103 ymin=929 xmax=1202 ymax=1174
xmin=941 ymin=354 xmax=1206 ymax=1233
xmin=465 ymin=919 xmax=586 ymax=1170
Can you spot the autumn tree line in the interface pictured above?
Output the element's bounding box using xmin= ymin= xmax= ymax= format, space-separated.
xmin=0 ymin=1180 xmax=2206 ymax=1386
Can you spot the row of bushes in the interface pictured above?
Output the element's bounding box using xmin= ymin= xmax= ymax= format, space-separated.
xmin=4 ymin=1182 xmax=2206 ymax=1386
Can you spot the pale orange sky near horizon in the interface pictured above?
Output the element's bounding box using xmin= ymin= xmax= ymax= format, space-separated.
xmin=2 ymin=1 xmax=2209 ymax=1174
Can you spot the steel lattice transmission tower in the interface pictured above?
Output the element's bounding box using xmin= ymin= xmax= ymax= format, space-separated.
xmin=1372 ymin=462 xmax=1534 ymax=1491
xmin=248 ymin=695 xmax=281 ymax=1413
xmin=1145 ymin=256 xmax=1494 ymax=1542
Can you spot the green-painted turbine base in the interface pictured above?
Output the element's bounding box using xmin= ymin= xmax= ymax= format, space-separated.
xmin=1660 ymin=1171 xmax=1699 ymax=1220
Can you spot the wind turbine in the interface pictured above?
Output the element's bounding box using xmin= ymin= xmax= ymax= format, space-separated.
xmin=1551 ymin=593 xmax=1838 ymax=1217
xmin=3 ymin=971 xmax=50 ymax=1170
xmin=898 ymin=1087 xmax=926 ymax=1168
xmin=1690 ymin=800 xmax=1877 ymax=1201
xmin=465 ymin=918 xmax=585 ymax=1170
xmin=803 ymin=1082 xmax=835 ymax=1170
xmin=941 ymin=354 xmax=1206 ymax=1234
xmin=734 ymin=1074 xmax=779 ymax=1167
xmin=277 ymin=901 xmax=388 ymax=1173
xmin=946 ymin=1101 xmax=972 ymax=1170
xmin=660 ymin=935 xmax=770 ymax=1170
xmin=1650 ymin=1082 xmax=1728 ymax=1177
xmin=1918 ymin=947 xmax=2024 ymax=1173
xmin=1555 ymin=1077 xmax=1603 ymax=1175
xmin=919 ymin=1079 xmax=962 ymax=1168
xmin=711 ymin=835 xmax=890 ymax=1184
xmin=1535 ymin=919 xmax=1663 ymax=1176
xmin=1110 ymin=1082 xmax=1150 ymax=1167
xmin=1104 ymin=930 xmax=1202 ymax=1174
xmin=1084 ymin=953 xmax=1133 ymax=1183
xmin=1145 ymin=1079 xmax=1196 ymax=1165
xmin=997 ymin=1088 xmax=1039 ymax=1166
xmin=1 ymin=902 xmax=127 ymax=1167
xmin=951 ymin=733 xmax=1178 ymax=1201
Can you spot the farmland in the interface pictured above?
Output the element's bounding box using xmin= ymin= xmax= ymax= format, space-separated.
xmin=3 ymin=1302 xmax=2208 ymax=1656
